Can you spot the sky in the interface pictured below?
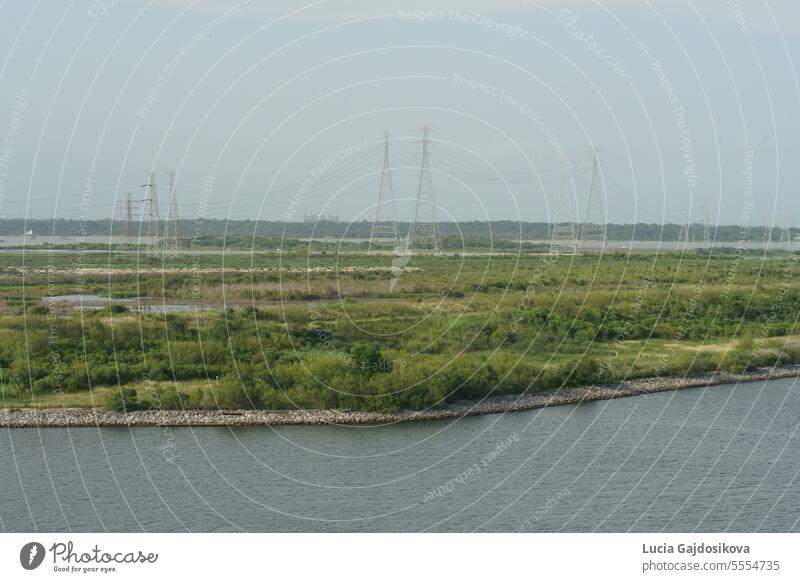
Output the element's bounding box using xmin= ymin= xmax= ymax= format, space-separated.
xmin=0 ymin=0 xmax=798 ymax=226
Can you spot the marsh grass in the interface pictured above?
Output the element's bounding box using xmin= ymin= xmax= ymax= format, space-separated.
xmin=0 ymin=248 xmax=798 ymax=412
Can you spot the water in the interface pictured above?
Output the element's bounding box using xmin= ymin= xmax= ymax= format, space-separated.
xmin=0 ymin=235 xmax=129 ymax=247
xmin=540 ymin=240 xmax=797 ymax=251
xmin=46 ymin=294 xmax=111 ymax=304
xmin=3 ymin=235 xmax=789 ymax=251
xmin=45 ymin=294 xmax=218 ymax=313
xmin=2 ymin=377 xmax=799 ymax=532
xmin=309 ymin=238 xmax=796 ymax=251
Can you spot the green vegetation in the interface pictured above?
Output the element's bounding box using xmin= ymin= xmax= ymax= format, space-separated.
xmin=0 ymin=244 xmax=798 ymax=413
xmin=1 ymin=217 xmax=794 ymax=242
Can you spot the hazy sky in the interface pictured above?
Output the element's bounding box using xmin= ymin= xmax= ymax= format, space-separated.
xmin=0 ymin=0 xmax=798 ymax=226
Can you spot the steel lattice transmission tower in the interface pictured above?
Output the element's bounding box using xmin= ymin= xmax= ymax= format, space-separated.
xmin=780 ymin=217 xmax=792 ymax=247
xmin=549 ymin=169 xmax=577 ymax=255
xmin=369 ymin=132 xmax=400 ymax=251
xmin=164 ymin=172 xmax=179 ymax=258
xmin=144 ymin=172 xmax=161 ymax=258
xmin=579 ymin=150 xmax=607 ymax=251
xmin=406 ymin=127 xmax=440 ymax=253
xmin=117 ymin=192 xmax=133 ymax=257
xmin=678 ymin=210 xmax=690 ymax=249
xmin=700 ymin=199 xmax=711 ymax=250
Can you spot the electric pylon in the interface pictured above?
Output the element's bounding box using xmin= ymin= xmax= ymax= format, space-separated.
xmin=763 ymin=223 xmax=772 ymax=249
xmin=678 ymin=210 xmax=690 ymax=249
xmin=579 ymin=149 xmax=607 ymax=251
xmin=700 ymin=200 xmax=711 ymax=250
xmin=550 ymin=169 xmax=577 ymax=255
xmin=144 ymin=172 xmax=161 ymax=259
xmin=369 ymin=132 xmax=399 ymax=251
xmin=164 ymin=172 xmax=179 ymax=258
xmin=780 ymin=217 xmax=792 ymax=247
xmin=406 ymin=127 xmax=440 ymax=253
xmin=117 ymin=192 xmax=133 ymax=257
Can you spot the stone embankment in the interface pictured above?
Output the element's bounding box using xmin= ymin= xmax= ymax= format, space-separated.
xmin=3 ymin=365 xmax=799 ymax=428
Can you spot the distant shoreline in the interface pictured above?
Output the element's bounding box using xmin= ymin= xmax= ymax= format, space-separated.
xmin=3 ymin=365 xmax=799 ymax=428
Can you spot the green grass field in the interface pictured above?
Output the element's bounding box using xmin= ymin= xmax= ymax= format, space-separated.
xmin=1 ymin=243 xmax=798 ymax=412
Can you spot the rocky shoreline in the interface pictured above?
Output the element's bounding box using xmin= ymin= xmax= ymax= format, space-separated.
xmin=3 ymin=365 xmax=799 ymax=428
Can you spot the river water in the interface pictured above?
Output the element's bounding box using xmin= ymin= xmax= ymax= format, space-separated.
xmin=2 ymin=377 xmax=798 ymax=532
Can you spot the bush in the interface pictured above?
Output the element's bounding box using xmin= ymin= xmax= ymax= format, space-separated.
xmin=723 ymin=350 xmax=753 ymax=374
xmin=215 ymin=376 xmax=263 ymax=409
xmin=146 ymin=386 xmax=189 ymax=410
xmin=109 ymin=388 xmax=141 ymax=412
xmin=568 ymin=357 xmax=610 ymax=386
xmin=349 ymin=342 xmax=389 ymax=374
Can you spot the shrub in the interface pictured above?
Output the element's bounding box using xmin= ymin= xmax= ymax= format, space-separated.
xmin=146 ymin=386 xmax=189 ymax=410
xmin=569 ymin=357 xmax=610 ymax=386
xmin=349 ymin=342 xmax=390 ymax=374
xmin=215 ymin=376 xmax=263 ymax=409
xmin=109 ymin=388 xmax=141 ymax=412
xmin=723 ymin=350 xmax=753 ymax=374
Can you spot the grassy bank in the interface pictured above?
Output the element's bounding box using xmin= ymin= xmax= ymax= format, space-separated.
xmin=1 ymin=247 xmax=798 ymax=413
